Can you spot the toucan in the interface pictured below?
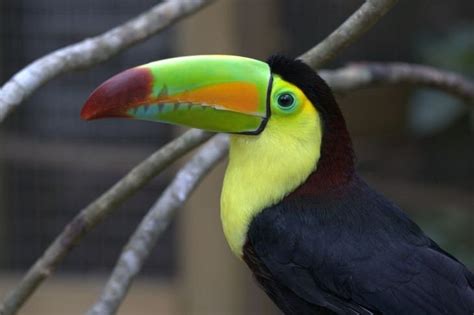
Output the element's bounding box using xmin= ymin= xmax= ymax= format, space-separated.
xmin=81 ymin=55 xmax=474 ymax=314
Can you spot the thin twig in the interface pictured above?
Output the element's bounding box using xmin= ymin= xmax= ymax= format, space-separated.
xmin=320 ymin=62 xmax=474 ymax=104
xmin=299 ymin=0 xmax=399 ymax=69
xmin=0 ymin=0 xmax=214 ymax=122
xmin=0 ymin=130 xmax=213 ymax=315
xmin=87 ymin=134 xmax=229 ymax=315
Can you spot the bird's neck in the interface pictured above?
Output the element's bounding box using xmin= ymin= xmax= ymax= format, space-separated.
xmin=220 ymin=103 xmax=354 ymax=257
xmin=288 ymin=105 xmax=355 ymax=197
xmin=221 ymin=113 xmax=322 ymax=257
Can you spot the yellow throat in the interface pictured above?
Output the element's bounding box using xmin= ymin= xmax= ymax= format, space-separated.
xmin=220 ymin=78 xmax=322 ymax=257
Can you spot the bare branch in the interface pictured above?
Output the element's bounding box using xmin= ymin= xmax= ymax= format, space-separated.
xmin=87 ymin=134 xmax=229 ymax=315
xmin=299 ymin=0 xmax=399 ymax=69
xmin=320 ymin=62 xmax=474 ymax=103
xmin=0 ymin=129 xmax=213 ymax=315
xmin=0 ymin=0 xmax=214 ymax=122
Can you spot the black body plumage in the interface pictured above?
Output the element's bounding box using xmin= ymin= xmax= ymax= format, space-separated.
xmin=242 ymin=56 xmax=474 ymax=315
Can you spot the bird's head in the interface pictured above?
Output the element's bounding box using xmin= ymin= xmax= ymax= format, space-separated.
xmin=82 ymin=55 xmax=320 ymax=138
xmin=81 ymin=55 xmax=354 ymax=255
xmin=81 ymin=55 xmax=348 ymax=172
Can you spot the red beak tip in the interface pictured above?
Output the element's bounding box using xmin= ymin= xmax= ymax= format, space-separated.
xmin=80 ymin=110 xmax=91 ymax=120
xmin=80 ymin=100 xmax=99 ymax=120
xmin=79 ymin=67 xmax=154 ymax=121
xmin=80 ymin=113 xmax=93 ymax=121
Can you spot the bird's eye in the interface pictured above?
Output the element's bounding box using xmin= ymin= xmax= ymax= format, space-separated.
xmin=277 ymin=93 xmax=295 ymax=109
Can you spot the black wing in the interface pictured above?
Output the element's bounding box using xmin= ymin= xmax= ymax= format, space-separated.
xmin=246 ymin=176 xmax=474 ymax=315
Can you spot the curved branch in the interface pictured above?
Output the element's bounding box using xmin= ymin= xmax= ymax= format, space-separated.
xmin=299 ymin=0 xmax=399 ymax=69
xmin=0 ymin=129 xmax=213 ymax=315
xmin=0 ymin=0 xmax=214 ymax=122
xmin=87 ymin=134 xmax=229 ymax=315
xmin=320 ymin=62 xmax=474 ymax=103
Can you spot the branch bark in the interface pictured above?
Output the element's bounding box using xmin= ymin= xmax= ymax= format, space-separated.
xmin=0 ymin=0 xmax=214 ymax=122
xmin=321 ymin=62 xmax=474 ymax=103
xmin=87 ymin=134 xmax=229 ymax=315
xmin=0 ymin=129 xmax=213 ymax=315
xmin=299 ymin=0 xmax=399 ymax=69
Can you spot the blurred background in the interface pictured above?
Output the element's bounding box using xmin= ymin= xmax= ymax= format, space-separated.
xmin=0 ymin=0 xmax=472 ymax=314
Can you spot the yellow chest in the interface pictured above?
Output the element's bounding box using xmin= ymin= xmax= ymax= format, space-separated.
xmin=220 ymin=111 xmax=321 ymax=257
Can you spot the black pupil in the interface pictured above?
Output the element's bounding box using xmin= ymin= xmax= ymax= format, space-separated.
xmin=278 ymin=93 xmax=294 ymax=107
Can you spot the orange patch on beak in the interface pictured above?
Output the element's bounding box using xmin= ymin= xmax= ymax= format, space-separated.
xmin=158 ymin=82 xmax=261 ymax=115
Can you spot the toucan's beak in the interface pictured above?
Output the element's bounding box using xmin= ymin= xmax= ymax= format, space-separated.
xmin=81 ymin=55 xmax=271 ymax=134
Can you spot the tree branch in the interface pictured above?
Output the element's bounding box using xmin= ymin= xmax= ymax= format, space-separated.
xmin=0 ymin=129 xmax=213 ymax=315
xmin=299 ymin=0 xmax=399 ymax=69
xmin=320 ymin=62 xmax=474 ymax=103
xmin=0 ymin=0 xmax=214 ymax=122
xmin=87 ymin=134 xmax=229 ymax=315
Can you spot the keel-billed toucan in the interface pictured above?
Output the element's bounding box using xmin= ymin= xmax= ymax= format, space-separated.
xmin=81 ymin=55 xmax=474 ymax=314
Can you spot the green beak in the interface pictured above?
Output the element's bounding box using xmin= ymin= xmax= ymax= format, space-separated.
xmin=81 ymin=55 xmax=272 ymax=134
